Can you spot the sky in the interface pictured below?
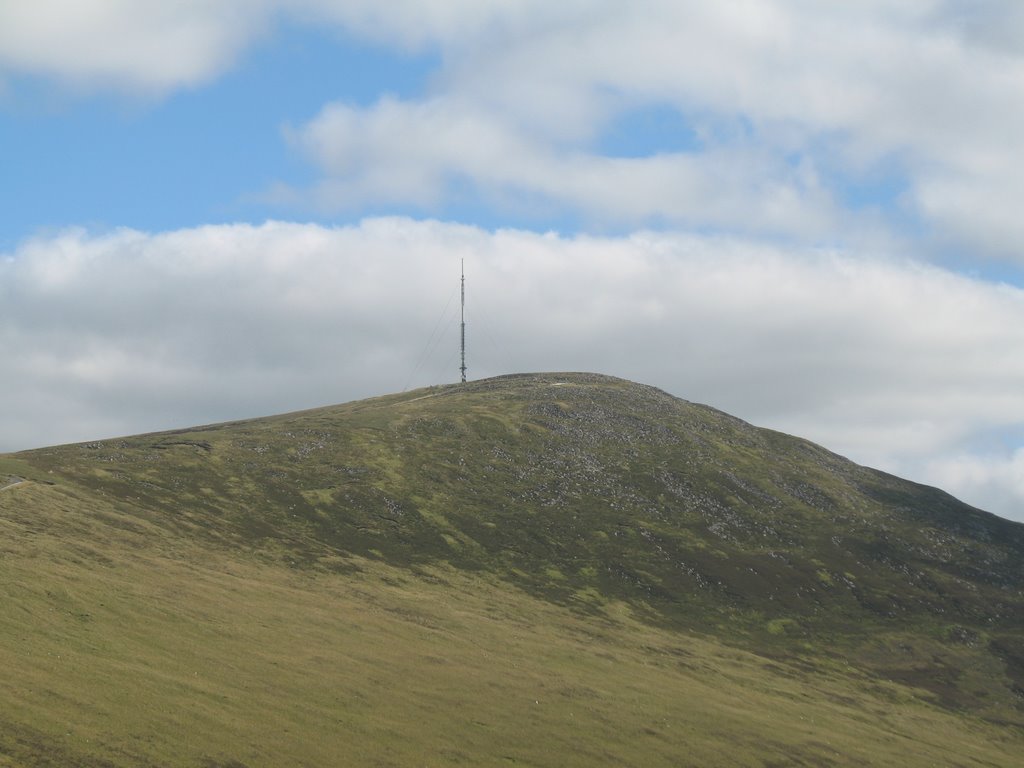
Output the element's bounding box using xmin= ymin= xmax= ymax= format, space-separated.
xmin=2 ymin=1 xmax=1024 ymax=523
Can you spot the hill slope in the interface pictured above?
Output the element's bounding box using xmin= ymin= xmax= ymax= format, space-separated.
xmin=1 ymin=372 xmax=1022 ymax=766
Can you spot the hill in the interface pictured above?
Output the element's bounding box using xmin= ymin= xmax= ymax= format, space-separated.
xmin=1 ymin=372 xmax=1022 ymax=766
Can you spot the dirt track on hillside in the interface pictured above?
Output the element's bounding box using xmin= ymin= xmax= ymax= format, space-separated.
xmin=0 ymin=477 xmax=27 ymax=492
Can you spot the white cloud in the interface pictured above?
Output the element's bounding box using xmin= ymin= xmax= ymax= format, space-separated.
xmin=0 ymin=0 xmax=563 ymax=92
xmin=3 ymin=219 xmax=1024 ymax=522
xmin=291 ymin=0 xmax=574 ymax=51
xmin=0 ymin=0 xmax=273 ymax=93
xmin=288 ymin=94 xmax=839 ymax=237
xmin=917 ymin=163 xmax=1024 ymax=259
xmin=4 ymin=2 xmax=1024 ymax=256
xmin=289 ymin=0 xmax=1024 ymax=257
xmin=934 ymin=0 xmax=1024 ymax=55
xmin=917 ymin=447 xmax=1024 ymax=517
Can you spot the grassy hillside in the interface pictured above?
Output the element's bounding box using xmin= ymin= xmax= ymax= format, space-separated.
xmin=1 ymin=372 xmax=1022 ymax=766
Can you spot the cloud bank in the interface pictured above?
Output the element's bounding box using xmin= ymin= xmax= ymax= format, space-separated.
xmin=288 ymin=0 xmax=1024 ymax=256
xmin=4 ymin=2 xmax=1024 ymax=258
xmin=3 ymin=219 xmax=1023 ymax=521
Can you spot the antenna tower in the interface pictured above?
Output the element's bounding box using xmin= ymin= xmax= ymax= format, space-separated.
xmin=460 ymin=259 xmax=467 ymax=383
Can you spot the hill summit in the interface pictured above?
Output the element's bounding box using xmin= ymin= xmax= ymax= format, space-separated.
xmin=2 ymin=372 xmax=1022 ymax=766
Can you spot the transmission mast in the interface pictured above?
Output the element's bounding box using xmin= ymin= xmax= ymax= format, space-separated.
xmin=460 ymin=259 xmax=467 ymax=383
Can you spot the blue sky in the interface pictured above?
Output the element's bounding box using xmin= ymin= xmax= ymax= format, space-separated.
xmin=2 ymin=1 xmax=1024 ymax=522
xmin=3 ymin=6 xmax=975 ymax=254
xmin=1 ymin=24 xmax=438 ymax=246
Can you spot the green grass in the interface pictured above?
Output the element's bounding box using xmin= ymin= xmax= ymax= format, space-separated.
xmin=1 ymin=488 xmax=1020 ymax=767
xmin=1 ymin=372 xmax=1022 ymax=765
